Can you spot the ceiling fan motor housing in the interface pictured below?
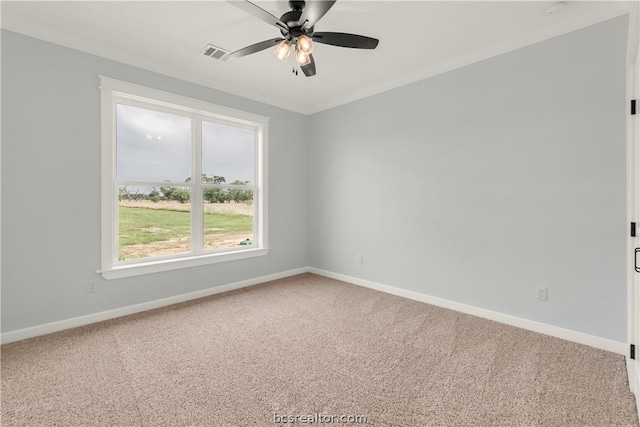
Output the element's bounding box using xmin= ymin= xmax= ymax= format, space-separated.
xmin=280 ymin=10 xmax=303 ymax=29
xmin=280 ymin=0 xmax=314 ymax=38
xmin=289 ymin=1 xmax=306 ymax=11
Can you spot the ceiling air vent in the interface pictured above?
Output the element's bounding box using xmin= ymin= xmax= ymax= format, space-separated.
xmin=202 ymin=44 xmax=231 ymax=62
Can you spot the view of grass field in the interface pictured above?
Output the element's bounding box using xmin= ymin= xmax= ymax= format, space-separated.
xmin=118 ymin=201 xmax=253 ymax=260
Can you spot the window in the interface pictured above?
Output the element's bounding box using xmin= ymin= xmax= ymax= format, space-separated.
xmin=100 ymin=77 xmax=268 ymax=279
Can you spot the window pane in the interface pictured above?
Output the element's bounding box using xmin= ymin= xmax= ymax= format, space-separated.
xmin=117 ymin=104 xmax=192 ymax=182
xmin=202 ymin=121 xmax=255 ymax=185
xmin=118 ymin=185 xmax=191 ymax=260
xmin=203 ymin=189 xmax=254 ymax=251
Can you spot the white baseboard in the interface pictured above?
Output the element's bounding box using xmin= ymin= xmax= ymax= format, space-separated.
xmin=307 ymin=267 xmax=627 ymax=355
xmin=0 ymin=267 xmax=308 ymax=345
xmin=1 ymin=266 xmax=627 ymax=356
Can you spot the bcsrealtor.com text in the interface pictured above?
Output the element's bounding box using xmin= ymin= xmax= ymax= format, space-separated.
xmin=274 ymin=413 xmax=368 ymax=424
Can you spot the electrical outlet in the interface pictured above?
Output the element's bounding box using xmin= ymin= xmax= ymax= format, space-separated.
xmin=357 ymin=255 xmax=364 ymax=265
xmin=88 ymin=283 xmax=97 ymax=294
xmin=536 ymin=286 xmax=547 ymax=301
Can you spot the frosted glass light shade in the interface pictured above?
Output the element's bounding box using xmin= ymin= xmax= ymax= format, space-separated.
xmin=274 ymin=40 xmax=292 ymax=62
xmin=295 ymin=48 xmax=311 ymax=67
xmin=297 ymin=35 xmax=314 ymax=54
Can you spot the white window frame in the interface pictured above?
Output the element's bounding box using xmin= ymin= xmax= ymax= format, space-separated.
xmin=99 ymin=77 xmax=269 ymax=280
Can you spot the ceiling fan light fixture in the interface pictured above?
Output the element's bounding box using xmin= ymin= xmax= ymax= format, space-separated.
xmin=295 ymin=48 xmax=311 ymax=67
xmin=231 ymin=0 xmax=379 ymax=77
xmin=297 ymin=34 xmax=314 ymax=54
xmin=274 ymin=40 xmax=292 ymax=62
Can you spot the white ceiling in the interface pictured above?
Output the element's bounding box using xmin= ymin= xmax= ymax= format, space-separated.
xmin=1 ymin=1 xmax=632 ymax=114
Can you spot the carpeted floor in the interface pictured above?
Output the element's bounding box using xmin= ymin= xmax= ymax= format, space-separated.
xmin=1 ymin=273 xmax=638 ymax=426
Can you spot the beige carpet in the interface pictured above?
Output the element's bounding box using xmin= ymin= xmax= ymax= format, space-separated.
xmin=1 ymin=273 xmax=638 ymax=426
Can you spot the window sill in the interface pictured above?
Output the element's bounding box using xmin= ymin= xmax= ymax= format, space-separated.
xmin=100 ymin=248 xmax=269 ymax=280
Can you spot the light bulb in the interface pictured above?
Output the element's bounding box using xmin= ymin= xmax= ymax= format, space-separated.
xmin=295 ymin=48 xmax=311 ymax=67
xmin=297 ymin=34 xmax=313 ymax=55
xmin=274 ymin=40 xmax=291 ymax=62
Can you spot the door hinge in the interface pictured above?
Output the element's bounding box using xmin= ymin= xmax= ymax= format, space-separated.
xmin=631 ymin=344 xmax=636 ymax=360
xmin=632 ymin=222 xmax=637 ymax=237
xmin=632 ymin=100 xmax=637 ymax=115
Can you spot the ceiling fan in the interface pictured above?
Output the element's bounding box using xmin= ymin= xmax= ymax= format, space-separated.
xmin=229 ymin=0 xmax=379 ymax=77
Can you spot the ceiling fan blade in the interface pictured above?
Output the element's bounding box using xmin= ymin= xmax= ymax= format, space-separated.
xmin=228 ymin=1 xmax=288 ymax=32
xmin=312 ymin=32 xmax=379 ymax=49
xmin=299 ymin=0 xmax=336 ymax=29
xmin=230 ymin=38 xmax=284 ymax=58
xmin=301 ymin=54 xmax=316 ymax=77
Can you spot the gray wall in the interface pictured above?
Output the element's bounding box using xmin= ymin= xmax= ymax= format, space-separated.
xmin=308 ymin=16 xmax=628 ymax=342
xmin=1 ymin=30 xmax=309 ymax=333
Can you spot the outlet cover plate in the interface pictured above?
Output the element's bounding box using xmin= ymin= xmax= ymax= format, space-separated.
xmin=536 ymin=286 xmax=548 ymax=301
